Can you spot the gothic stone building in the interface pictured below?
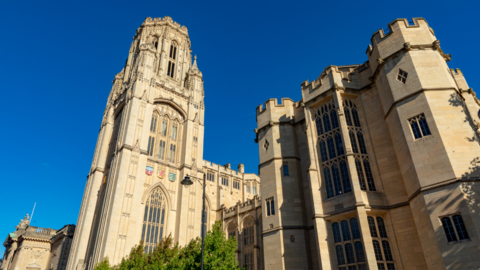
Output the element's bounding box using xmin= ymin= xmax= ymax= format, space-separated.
xmin=1 ymin=216 xmax=75 ymax=270
xmin=253 ymin=17 xmax=480 ymax=270
xmin=65 ymin=16 xmax=261 ymax=270
xmin=64 ymin=16 xmax=480 ymax=270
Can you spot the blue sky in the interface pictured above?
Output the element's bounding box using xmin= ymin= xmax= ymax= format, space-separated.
xmin=0 ymin=0 xmax=478 ymax=255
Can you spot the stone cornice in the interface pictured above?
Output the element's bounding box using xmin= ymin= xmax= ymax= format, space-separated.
xmin=258 ymin=156 xmax=301 ymax=168
xmin=262 ymin=225 xmax=314 ymax=235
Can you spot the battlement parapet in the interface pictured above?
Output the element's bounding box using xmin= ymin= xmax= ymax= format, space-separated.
xmin=136 ymin=16 xmax=189 ymax=39
xmin=256 ymin=98 xmax=295 ymax=115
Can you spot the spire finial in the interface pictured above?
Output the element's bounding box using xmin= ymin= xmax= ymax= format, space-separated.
xmin=192 ymin=55 xmax=198 ymax=69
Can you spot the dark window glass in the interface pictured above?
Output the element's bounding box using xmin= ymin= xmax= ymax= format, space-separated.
xmin=327 ymin=137 xmax=336 ymax=159
xmin=335 ymin=133 xmax=345 ymax=156
xmin=344 ymin=108 xmax=353 ymax=126
xmin=336 ymin=245 xmax=346 ymax=265
xmin=354 ymin=242 xmax=365 ymax=262
xmin=332 ymin=164 xmax=343 ymax=196
xmin=387 ymin=263 xmax=396 ymax=270
xmin=323 ymin=114 xmax=331 ymax=132
xmin=341 ymin=220 xmax=351 ymax=241
xmin=320 ymin=140 xmax=328 ymax=162
xmin=348 ymin=266 xmax=357 ymax=270
xmin=368 ymin=216 xmax=378 ymax=237
xmin=331 ymin=110 xmax=339 ymax=129
xmin=382 ymin=241 xmax=393 ymax=261
xmin=357 ymin=132 xmax=367 ymax=154
xmin=266 ymin=201 xmax=271 ymax=216
xmin=378 ymin=264 xmax=386 ymax=270
xmin=355 ymin=159 xmax=367 ymax=191
xmin=349 ymin=131 xmax=359 ymax=154
xmin=352 ymin=109 xmax=361 ymax=127
xmin=315 ymin=118 xmax=323 ymax=136
xmin=345 ymin=243 xmax=355 ymax=264
xmin=452 ymin=215 xmax=469 ymax=240
xmin=324 ymin=167 xmax=334 ymax=198
xmin=271 ymin=199 xmax=275 ymax=215
xmin=377 ymin=217 xmax=388 ymax=238
xmin=410 ymin=121 xmax=422 ymax=139
xmin=340 ymin=161 xmax=352 ymax=193
xmin=333 ymin=222 xmax=342 ymax=243
xmin=363 ymin=159 xmax=376 ymax=191
xmin=419 ymin=117 xmax=431 ymax=136
xmin=441 ymin=217 xmax=457 ymax=242
xmin=283 ymin=164 xmax=289 ymax=176
xmin=373 ymin=240 xmax=383 ymax=261
xmin=350 ymin=218 xmax=361 ymax=239
xmin=358 ymin=264 xmax=367 ymax=270
xmin=173 ymin=47 xmax=177 ymax=59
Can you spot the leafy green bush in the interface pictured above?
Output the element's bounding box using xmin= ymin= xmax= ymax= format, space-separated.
xmin=94 ymin=221 xmax=240 ymax=270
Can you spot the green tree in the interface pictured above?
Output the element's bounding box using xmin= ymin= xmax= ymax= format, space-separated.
xmin=93 ymin=220 xmax=240 ymax=270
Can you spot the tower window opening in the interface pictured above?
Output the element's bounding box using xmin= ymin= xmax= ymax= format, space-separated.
xmin=441 ymin=214 xmax=470 ymax=242
xmin=266 ymin=197 xmax=275 ymax=216
xmin=397 ymin=69 xmax=408 ymax=83
xmin=408 ymin=114 xmax=431 ymax=139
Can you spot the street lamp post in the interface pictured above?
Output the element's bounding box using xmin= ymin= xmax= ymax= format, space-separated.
xmin=181 ymin=173 xmax=206 ymax=270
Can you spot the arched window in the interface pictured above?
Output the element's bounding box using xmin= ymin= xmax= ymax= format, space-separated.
xmin=323 ymin=114 xmax=331 ymax=132
xmin=377 ymin=217 xmax=388 ymax=238
xmin=327 ymin=137 xmax=336 ymax=159
xmin=350 ymin=218 xmax=361 ymax=239
xmin=320 ymin=140 xmax=328 ymax=162
xmin=330 ymin=110 xmax=339 ymax=129
xmin=367 ymin=216 xmax=378 ymax=237
xmin=341 ymin=220 xmax=351 ymax=241
xmin=332 ymin=164 xmax=342 ymax=195
xmin=349 ymin=131 xmax=358 ymax=153
xmin=335 ymin=245 xmax=345 ymax=265
xmin=332 ymin=222 xmax=342 ymax=243
xmin=372 ymin=240 xmax=383 ymax=261
xmin=324 ymin=167 xmax=334 ymax=198
xmin=315 ymin=117 xmax=323 ymax=136
xmin=335 ymin=133 xmax=345 ymax=156
xmin=340 ymin=161 xmax=351 ymax=193
xmin=167 ymin=42 xmax=177 ymax=78
xmin=382 ymin=241 xmax=393 ymax=261
xmin=345 ymin=243 xmax=355 ymax=264
xmin=150 ymin=114 xmax=158 ymax=132
xmin=141 ymin=188 xmax=167 ymax=253
xmin=355 ymin=159 xmax=366 ymax=191
xmin=344 ymin=107 xmax=353 ymax=126
xmin=357 ymin=132 xmax=367 ymax=154
xmin=363 ymin=159 xmax=376 ymax=191
xmin=160 ymin=118 xmax=168 ymax=136
xmin=243 ymin=219 xmax=255 ymax=270
xmin=354 ymin=242 xmax=365 ymax=262
xmin=228 ymin=222 xmax=236 ymax=239
xmin=352 ymin=108 xmax=361 ymax=127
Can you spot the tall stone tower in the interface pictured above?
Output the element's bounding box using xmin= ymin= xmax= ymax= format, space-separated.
xmin=67 ymin=16 xmax=206 ymax=270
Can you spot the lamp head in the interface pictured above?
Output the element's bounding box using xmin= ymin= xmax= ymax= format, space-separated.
xmin=181 ymin=174 xmax=194 ymax=186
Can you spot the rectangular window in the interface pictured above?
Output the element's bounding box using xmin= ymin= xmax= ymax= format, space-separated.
xmin=246 ymin=185 xmax=251 ymax=193
xmin=207 ymin=172 xmax=215 ymax=182
xmin=147 ymin=136 xmax=155 ymax=156
xmin=161 ymin=120 xmax=168 ymax=136
xmin=233 ymin=181 xmax=240 ymax=190
xmin=253 ymin=186 xmax=257 ymax=195
xmin=408 ymin=114 xmax=431 ymax=139
xmin=157 ymin=140 xmax=166 ymax=160
xmin=266 ymin=197 xmax=275 ymax=216
xmin=441 ymin=214 xmax=470 ymax=242
xmin=283 ymin=162 xmax=289 ymax=176
xmin=171 ymin=125 xmax=177 ymax=140
xmin=150 ymin=117 xmax=157 ymax=132
xmin=396 ymin=69 xmax=408 ymax=83
xmin=222 ymin=177 xmax=229 ymax=186
xmin=169 ymin=144 xmax=176 ymax=163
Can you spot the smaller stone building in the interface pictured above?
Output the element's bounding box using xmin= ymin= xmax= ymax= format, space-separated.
xmin=1 ymin=215 xmax=75 ymax=270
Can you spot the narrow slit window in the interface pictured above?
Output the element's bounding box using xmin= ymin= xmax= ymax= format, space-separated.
xmin=324 ymin=167 xmax=334 ymax=198
xmin=283 ymin=162 xmax=289 ymax=176
xmin=332 ymin=164 xmax=343 ymax=195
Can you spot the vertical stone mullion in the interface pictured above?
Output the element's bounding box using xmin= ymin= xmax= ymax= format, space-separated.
xmin=357 ymin=207 xmax=379 ymax=270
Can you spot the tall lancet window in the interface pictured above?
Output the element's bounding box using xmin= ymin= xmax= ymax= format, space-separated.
xmin=343 ymin=99 xmax=376 ymax=192
xmin=141 ymin=188 xmax=167 ymax=253
xmin=314 ymin=99 xmax=351 ymax=198
xmin=167 ymin=42 xmax=177 ymax=78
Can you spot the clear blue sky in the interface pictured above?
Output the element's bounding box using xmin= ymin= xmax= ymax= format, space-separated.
xmin=1 ymin=0 xmax=478 ymax=255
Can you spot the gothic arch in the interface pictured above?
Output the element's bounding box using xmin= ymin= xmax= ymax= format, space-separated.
xmin=141 ymin=181 xmax=173 ymax=211
xmin=153 ymin=98 xmax=187 ymax=120
xmin=140 ymin=186 xmax=169 ymax=253
xmin=240 ymin=215 xmax=256 ymax=230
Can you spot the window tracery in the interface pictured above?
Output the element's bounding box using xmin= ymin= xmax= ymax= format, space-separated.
xmin=141 ymin=187 xmax=167 ymax=253
xmin=367 ymin=216 xmax=396 ymax=270
xmin=315 ymin=99 xmax=351 ymax=198
xmin=243 ymin=218 xmax=255 ymax=270
xmin=343 ymin=99 xmax=376 ymax=192
xmin=167 ymin=42 xmax=177 ymax=78
xmin=332 ymin=217 xmax=367 ymax=270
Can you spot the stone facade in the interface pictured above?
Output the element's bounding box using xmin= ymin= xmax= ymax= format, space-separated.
xmin=253 ymin=17 xmax=480 ymax=270
xmin=65 ymin=16 xmax=260 ymax=270
xmin=1 ymin=215 xmax=75 ymax=270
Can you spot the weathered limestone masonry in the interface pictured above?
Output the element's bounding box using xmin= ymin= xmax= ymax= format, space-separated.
xmin=1 ymin=215 xmax=75 ymax=270
xmin=255 ymin=17 xmax=480 ymax=270
xmin=66 ymin=17 xmax=260 ymax=270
